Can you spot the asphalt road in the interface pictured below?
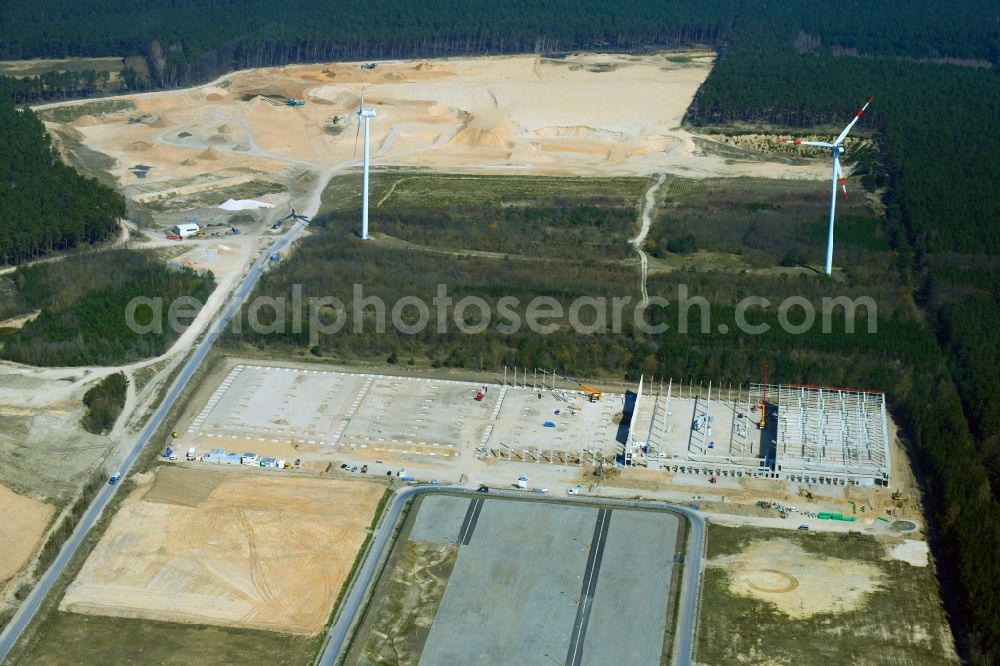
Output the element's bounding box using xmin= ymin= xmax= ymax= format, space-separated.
xmin=0 ymin=222 xmax=307 ymax=663
xmin=317 ymin=487 xmax=706 ymax=666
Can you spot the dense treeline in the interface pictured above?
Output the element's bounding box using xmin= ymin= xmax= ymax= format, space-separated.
xmin=0 ymin=250 xmax=215 ymax=366
xmin=0 ymin=77 xmax=125 ymax=264
xmin=81 ymin=372 xmax=128 ymax=434
xmin=0 ymin=0 xmax=736 ymax=88
xmin=3 ymin=69 xmax=115 ymax=105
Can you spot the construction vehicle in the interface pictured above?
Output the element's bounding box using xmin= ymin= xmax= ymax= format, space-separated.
xmin=128 ymin=113 xmax=151 ymax=124
xmin=286 ymin=98 xmax=306 ymax=107
xmin=362 ymin=62 xmax=377 ymax=70
xmin=475 ymin=391 xmax=485 ymax=401
xmin=755 ymin=500 xmax=771 ymax=509
xmin=548 ymin=372 xmax=603 ymax=402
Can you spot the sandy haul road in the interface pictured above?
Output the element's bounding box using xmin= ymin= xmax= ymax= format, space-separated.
xmin=60 ymin=467 xmax=384 ymax=635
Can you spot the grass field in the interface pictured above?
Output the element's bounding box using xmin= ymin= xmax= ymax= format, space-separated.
xmin=352 ymin=540 xmax=458 ymax=665
xmin=19 ymin=613 xmax=319 ymax=666
xmin=320 ymin=172 xmax=648 ymax=262
xmin=697 ymin=524 xmax=957 ymax=666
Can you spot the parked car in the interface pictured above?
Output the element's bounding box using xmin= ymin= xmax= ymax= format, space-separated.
xmin=798 ymin=524 xmax=810 ymax=530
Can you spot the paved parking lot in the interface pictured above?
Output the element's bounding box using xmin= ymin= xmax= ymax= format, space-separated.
xmin=413 ymin=497 xmax=680 ymax=666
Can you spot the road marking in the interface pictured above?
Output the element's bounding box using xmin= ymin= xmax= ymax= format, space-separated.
xmin=566 ymin=508 xmax=612 ymax=666
xmin=456 ymin=497 xmax=485 ymax=545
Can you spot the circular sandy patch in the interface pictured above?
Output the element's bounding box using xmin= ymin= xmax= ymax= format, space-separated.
xmin=744 ymin=568 xmax=799 ymax=593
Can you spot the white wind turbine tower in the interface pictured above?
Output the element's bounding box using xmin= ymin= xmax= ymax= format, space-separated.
xmin=354 ymin=88 xmax=377 ymax=240
xmin=785 ymin=96 xmax=873 ymax=275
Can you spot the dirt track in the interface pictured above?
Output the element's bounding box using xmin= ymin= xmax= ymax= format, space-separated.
xmin=60 ymin=467 xmax=384 ymax=635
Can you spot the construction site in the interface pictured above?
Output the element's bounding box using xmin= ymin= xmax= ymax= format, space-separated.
xmin=177 ymin=361 xmax=891 ymax=491
xmin=639 ymin=379 xmax=891 ymax=487
xmin=179 ymin=362 xmax=628 ymax=472
xmin=59 ymin=466 xmax=384 ymax=635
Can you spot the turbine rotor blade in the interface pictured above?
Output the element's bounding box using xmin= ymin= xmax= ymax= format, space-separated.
xmin=354 ymin=86 xmax=365 ymax=157
xmin=835 ymin=96 xmax=874 ymax=144
xmin=835 ymin=156 xmax=848 ymax=200
xmin=784 ymin=139 xmax=834 ymax=147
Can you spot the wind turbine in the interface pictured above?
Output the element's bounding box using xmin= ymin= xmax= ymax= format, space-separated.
xmin=354 ymin=88 xmax=376 ymax=240
xmin=785 ymin=96 xmax=873 ymax=275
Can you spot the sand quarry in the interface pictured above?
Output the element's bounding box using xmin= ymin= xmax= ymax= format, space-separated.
xmin=41 ymin=52 xmax=829 ymax=202
xmin=60 ymin=467 xmax=383 ymax=635
xmin=708 ymin=538 xmax=886 ymax=619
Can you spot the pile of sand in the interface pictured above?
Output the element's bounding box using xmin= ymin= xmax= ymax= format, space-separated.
xmin=71 ymin=115 xmax=99 ymax=127
xmin=207 ymin=134 xmax=229 ymax=145
xmin=528 ymin=125 xmax=628 ymax=142
xmin=708 ymin=538 xmax=885 ymax=619
xmin=198 ymin=147 xmax=220 ymax=160
xmin=149 ymin=115 xmax=173 ymax=128
xmin=125 ymin=141 xmax=153 ymax=152
xmin=415 ymin=61 xmax=434 ymax=71
xmin=216 ymin=124 xmax=231 ymax=133
xmin=448 ymin=125 xmax=513 ymax=148
xmin=181 ymin=158 xmax=197 ymax=166
xmin=206 ymin=93 xmax=225 ymax=101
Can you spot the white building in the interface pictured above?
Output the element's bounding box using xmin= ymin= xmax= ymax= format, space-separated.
xmin=171 ymin=222 xmax=200 ymax=238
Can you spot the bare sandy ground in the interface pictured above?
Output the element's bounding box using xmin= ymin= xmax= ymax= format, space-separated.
xmin=60 ymin=467 xmax=384 ymax=635
xmin=0 ymin=484 xmax=54 ymax=584
xmin=708 ymin=538 xmax=884 ymax=618
xmin=38 ymin=52 xmax=829 ymax=196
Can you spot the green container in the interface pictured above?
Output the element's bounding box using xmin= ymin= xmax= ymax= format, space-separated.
xmin=842 ymin=516 xmax=857 ymax=522
xmin=818 ymin=512 xmax=832 ymax=519
xmin=831 ymin=513 xmax=844 ymax=520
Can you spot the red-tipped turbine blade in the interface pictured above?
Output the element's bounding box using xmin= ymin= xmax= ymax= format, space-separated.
xmin=856 ymin=96 xmax=874 ymax=118
xmin=836 ymin=96 xmax=874 ymax=144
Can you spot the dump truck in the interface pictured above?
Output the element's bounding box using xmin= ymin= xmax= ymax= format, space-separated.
xmin=186 ymin=447 xmax=197 ymax=461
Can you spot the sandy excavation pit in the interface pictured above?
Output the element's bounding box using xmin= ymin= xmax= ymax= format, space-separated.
xmin=38 ymin=52 xmax=830 ymax=197
xmin=60 ymin=467 xmax=384 ymax=635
